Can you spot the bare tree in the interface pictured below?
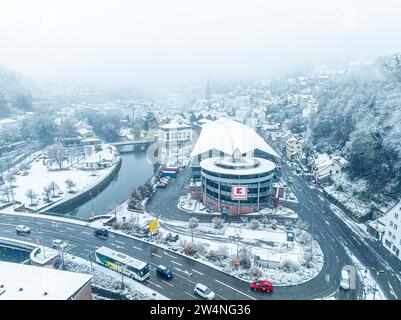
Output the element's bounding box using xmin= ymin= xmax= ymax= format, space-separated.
xmin=188 ymin=217 xmax=199 ymax=242
xmin=19 ymin=162 xmax=30 ymax=175
xmin=42 ymin=186 xmax=52 ymax=202
xmin=48 ymin=181 xmax=60 ymax=197
xmin=47 ymin=145 xmax=67 ymax=170
xmin=229 ymin=229 xmax=242 ymax=260
xmin=25 ymin=188 xmax=38 ymax=205
xmin=6 ymin=173 xmax=16 ymax=189
xmin=65 ymin=179 xmax=77 ymax=193
xmin=0 ymin=185 xmax=11 ymax=202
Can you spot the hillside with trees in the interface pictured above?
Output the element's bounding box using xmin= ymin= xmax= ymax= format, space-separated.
xmin=0 ymin=66 xmax=33 ymax=116
xmin=306 ymin=54 xmax=401 ymax=203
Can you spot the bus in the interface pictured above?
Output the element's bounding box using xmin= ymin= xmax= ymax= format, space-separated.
xmin=95 ymin=246 xmax=150 ymax=281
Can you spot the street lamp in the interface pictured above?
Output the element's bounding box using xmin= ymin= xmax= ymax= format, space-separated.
xmin=371 ymin=268 xmax=385 ymax=300
xmin=187 ymin=272 xmax=193 ymax=300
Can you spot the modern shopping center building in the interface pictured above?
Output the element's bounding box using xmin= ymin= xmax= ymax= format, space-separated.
xmin=190 ymin=118 xmax=279 ymax=214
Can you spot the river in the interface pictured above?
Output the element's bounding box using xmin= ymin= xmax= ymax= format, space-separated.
xmin=64 ymin=146 xmax=154 ymax=219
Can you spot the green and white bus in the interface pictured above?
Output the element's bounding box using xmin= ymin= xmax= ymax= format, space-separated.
xmin=95 ymin=246 xmax=150 ymax=281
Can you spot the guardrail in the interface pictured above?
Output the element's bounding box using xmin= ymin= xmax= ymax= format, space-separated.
xmin=0 ymin=237 xmax=35 ymax=251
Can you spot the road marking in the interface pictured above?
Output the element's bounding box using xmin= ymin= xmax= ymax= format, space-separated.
xmin=2 ymin=230 xmax=12 ymax=233
xmin=81 ymin=231 xmax=91 ymax=235
xmin=388 ymin=282 xmax=397 ymax=298
xmin=214 ymin=280 xmax=256 ymax=300
xmin=0 ymin=222 xmax=15 ymax=227
xmin=115 ymin=240 xmax=125 ymax=245
xmin=185 ymin=291 xmax=197 ymax=299
xmin=164 ymin=251 xmax=177 ymax=259
xmin=66 ymin=227 xmax=75 ymax=231
xmin=151 ymin=253 xmax=162 ymax=258
xmin=171 ymin=260 xmax=182 ymax=266
xmin=191 ymin=269 xmax=204 ymax=276
xmin=148 ymin=280 xmax=163 ymax=289
xmin=84 ymin=248 xmax=93 ymax=253
xmin=216 ymin=293 xmax=228 ymax=300
xmin=173 ymin=268 xmax=196 ymax=282
xmin=162 ymin=280 xmax=174 ymax=287
xmin=132 ymin=245 xmax=143 ymax=251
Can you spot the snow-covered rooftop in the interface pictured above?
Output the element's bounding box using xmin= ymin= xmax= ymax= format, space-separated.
xmin=191 ymin=118 xmax=279 ymax=158
xmin=0 ymin=262 xmax=93 ymax=300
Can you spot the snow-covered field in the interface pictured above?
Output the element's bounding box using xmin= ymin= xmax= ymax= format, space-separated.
xmin=1 ymin=147 xmax=118 ymax=211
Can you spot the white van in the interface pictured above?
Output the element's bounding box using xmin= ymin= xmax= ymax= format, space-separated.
xmin=340 ymin=270 xmax=350 ymax=290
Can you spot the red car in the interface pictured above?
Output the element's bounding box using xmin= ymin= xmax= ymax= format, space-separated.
xmin=251 ymin=280 xmax=273 ymax=292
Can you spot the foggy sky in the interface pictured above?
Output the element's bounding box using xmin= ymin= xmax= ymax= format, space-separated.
xmin=1 ymin=0 xmax=401 ymax=92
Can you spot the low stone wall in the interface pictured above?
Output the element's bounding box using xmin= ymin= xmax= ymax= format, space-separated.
xmin=45 ymin=157 xmax=122 ymax=215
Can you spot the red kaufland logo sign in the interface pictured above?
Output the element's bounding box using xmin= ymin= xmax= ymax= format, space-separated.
xmin=231 ymin=185 xmax=248 ymax=200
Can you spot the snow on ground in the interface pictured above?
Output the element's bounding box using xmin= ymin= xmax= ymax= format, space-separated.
xmin=63 ymin=254 xmax=168 ymax=300
xmin=343 ymin=247 xmax=386 ymax=300
xmin=330 ymin=203 xmax=374 ymax=241
xmin=2 ymin=146 xmax=118 ymax=211
xmin=111 ymin=204 xmax=324 ymax=287
xmin=324 ymin=172 xmax=372 ymax=218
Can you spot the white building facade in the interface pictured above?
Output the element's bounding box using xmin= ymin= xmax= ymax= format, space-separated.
xmin=382 ymin=200 xmax=401 ymax=260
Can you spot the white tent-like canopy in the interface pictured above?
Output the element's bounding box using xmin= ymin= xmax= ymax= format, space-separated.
xmin=191 ymin=118 xmax=279 ymax=158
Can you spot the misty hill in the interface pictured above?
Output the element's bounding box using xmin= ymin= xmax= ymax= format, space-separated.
xmin=0 ymin=66 xmax=34 ymax=116
xmin=306 ymin=54 xmax=401 ymax=201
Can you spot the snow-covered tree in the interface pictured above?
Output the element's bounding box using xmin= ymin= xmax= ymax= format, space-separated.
xmin=250 ymin=219 xmax=260 ymax=230
xmin=25 ymin=188 xmax=38 ymax=205
xmin=65 ymin=179 xmax=77 ymax=193
xmin=188 ymin=217 xmax=199 ymax=242
xmin=212 ymin=217 xmax=225 ymax=229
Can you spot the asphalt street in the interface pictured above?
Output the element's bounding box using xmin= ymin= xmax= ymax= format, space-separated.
xmin=281 ymin=163 xmax=401 ymax=300
xmin=1 ymin=212 xmax=344 ymax=300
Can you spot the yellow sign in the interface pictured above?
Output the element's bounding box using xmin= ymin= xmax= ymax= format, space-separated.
xmin=149 ymin=219 xmax=159 ymax=233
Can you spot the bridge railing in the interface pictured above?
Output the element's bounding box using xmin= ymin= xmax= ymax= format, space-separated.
xmin=0 ymin=236 xmax=36 ymax=251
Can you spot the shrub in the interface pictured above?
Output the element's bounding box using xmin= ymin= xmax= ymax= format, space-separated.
xmin=250 ymin=219 xmax=260 ymax=230
xmin=212 ymin=217 xmax=225 ymax=229
xmin=279 ymin=258 xmax=300 ymax=273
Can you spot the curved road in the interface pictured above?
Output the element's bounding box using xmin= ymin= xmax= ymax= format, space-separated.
xmin=1 ymin=212 xmax=348 ymax=300
xmin=146 ymin=162 xmax=401 ymax=300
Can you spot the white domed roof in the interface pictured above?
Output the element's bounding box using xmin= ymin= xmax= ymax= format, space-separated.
xmin=191 ymin=118 xmax=279 ymax=158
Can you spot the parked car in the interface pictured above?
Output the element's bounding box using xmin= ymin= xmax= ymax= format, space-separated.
xmin=251 ymin=280 xmax=273 ymax=292
xmin=16 ymin=225 xmax=31 ymax=234
xmin=340 ymin=270 xmax=350 ymax=290
xmin=156 ymin=265 xmax=174 ymax=279
xmin=52 ymin=239 xmax=68 ymax=250
xmin=194 ymin=283 xmax=215 ymax=300
xmin=94 ymin=228 xmax=109 ymax=239
xmin=166 ymin=233 xmax=179 ymax=242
